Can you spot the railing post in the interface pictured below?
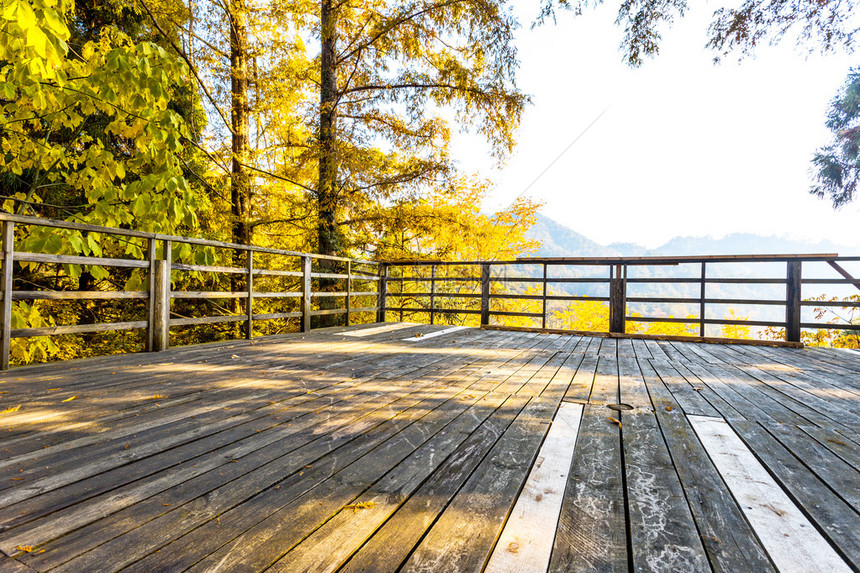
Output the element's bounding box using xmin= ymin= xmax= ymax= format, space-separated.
xmin=152 ymin=256 xmax=171 ymax=351
xmin=246 ymin=250 xmax=254 ymax=340
xmin=541 ymin=263 xmax=547 ymax=329
xmin=145 ymin=238 xmax=157 ymax=351
xmin=700 ymin=262 xmax=706 ymax=338
xmin=480 ymin=263 xmax=491 ymax=326
xmin=786 ymin=260 xmax=802 ymax=343
xmin=429 ymin=264 xmax=436 ymax=325
xmin=1 ymin=221 xmax=14 ymax=370
xmin=376 ymin=263 xmax=388 ymax=323
xmin=345 ymin=261 xmax=351 ymax=327
xmin=301 ymin=255 xmax=312 ymax=332
xmin=609 ymin=264 xmax=626 ymax=334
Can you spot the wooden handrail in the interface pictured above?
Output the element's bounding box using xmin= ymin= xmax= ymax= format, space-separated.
xmin=383 ymin=255 xmax=860 ymax=345
xmin=0 ymin=215 xmax=382 ymax=369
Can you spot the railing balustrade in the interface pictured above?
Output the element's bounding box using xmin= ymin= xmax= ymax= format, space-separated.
xmin=3 ymin=213 xmax=860 ymax=369
xmin=0 ymin=214 xmax=380 ymax=369
xmin=380 ymin=255 xmax=860 ymax=345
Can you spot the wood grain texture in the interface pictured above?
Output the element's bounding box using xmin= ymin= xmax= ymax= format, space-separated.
xmin=484 ymin=402 xmax=583 ymax=573
xmin=689 ymin=415 xmax=851 ymax=573
xmin=0 ymin=326 xmax=856 ymax=572
xmin=550 ymin=356 xmax=627 ymax=573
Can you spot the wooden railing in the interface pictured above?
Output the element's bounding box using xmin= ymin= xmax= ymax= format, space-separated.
xmin=0 ymin=214 xmax=381 ymax=369
xmin=380 ymin=255 xmax=860 ymax=345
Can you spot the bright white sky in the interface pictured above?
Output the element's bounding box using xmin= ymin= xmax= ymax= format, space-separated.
xmin=454 ymin=1 xmax=860 ymax=250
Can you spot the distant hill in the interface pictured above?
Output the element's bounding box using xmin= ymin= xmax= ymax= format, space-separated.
xmin=528 ymin=214 xmax=860 ymax=258
xmin=524 ymin=214 xmax=860 ymax=324
xmin=526 ymin=215 xmax=619 ymax=258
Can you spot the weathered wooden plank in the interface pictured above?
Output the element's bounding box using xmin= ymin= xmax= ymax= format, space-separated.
xmin=0 ymin=554 xmax=32 ymax=572
xmin=126 ymin=342 xmax=544 ymax=573
xmin=598 ymin=337 xmax=617 ymax=358
xmin=631 ymin=338 xmax=652 ymax=360
xmin=644 ymin=339 xmax=669 ymax=361
xmin=341 ymin=322 xmax=421 ymax=337
xmin=639 ymin=360 xmax=775 ymax=572
xmin=484 ymin=401 xmax=583 ymax=573
xmin=648 ymin=359 xmax=721 ymax=417
xmin=338 ymin=397 xmax=528 ymax=573
xmin=616 ymin=338 xmax=635 ymax=358
xmin=550 ymin=356 xmax=627 ymax=573
xmin=12 ymin=252 xmax=148 ymax=269
xmin=795 ymin=425 xmax=860 ymax=471
xmin=689 ymin=415 xmax=851 ymax=573
xmin=763 ymin=423 xmax=860 ymax=512
xmin=0 ymin=221 xmax=13 ymax=370
xmin=12 ymin=290 xmax=148 ymax=300
xmin=45 ymin=332 xmax=543 ymax=571
xmin=731 ymin=420 xmax=860 ymax=568
xmin=10 ymin=320 xmax=148 ymax=338
xmin=618 ymin=357 xmax=711 ymax=572
xmin=265 ymin=392 xmax=527 ymax=573
xmin=401 ymin=326 xmax=468 ymax=341
xmin=562 ymin=355 xmax=596 ymax=403
xmin=400 ymin=394 xmax=560 ymax=572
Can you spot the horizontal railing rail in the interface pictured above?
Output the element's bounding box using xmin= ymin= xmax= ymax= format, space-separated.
xmin=380 ymin=255 xmax=860 ymax=345
xmin=0 ymin=214 xmax=382 ymax=369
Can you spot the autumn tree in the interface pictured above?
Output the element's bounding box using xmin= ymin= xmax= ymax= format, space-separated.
xmin=311 ymin=0 xmax=527 ymax=258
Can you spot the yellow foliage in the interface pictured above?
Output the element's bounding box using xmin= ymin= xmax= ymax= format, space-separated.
xmin=720 ymin=308 xmax=752 ymax=340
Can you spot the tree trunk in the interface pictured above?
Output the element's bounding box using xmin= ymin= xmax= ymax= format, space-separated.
xmin=229 ymin=0 xmax=251 ymax=249
xmin=318 ymin=0 xmax=340 ymax=257
xmin=229 ymin=1 xmax=251 ymax=316
xmin=317 ymin=0 xmax=343 ymax=326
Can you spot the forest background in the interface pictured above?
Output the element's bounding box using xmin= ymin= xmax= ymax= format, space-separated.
xmin=1 ymin=0 xmax=858 ymax=364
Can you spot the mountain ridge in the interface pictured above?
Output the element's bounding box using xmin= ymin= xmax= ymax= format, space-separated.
xmin=527 ymin=214 xmax=860 ymax=258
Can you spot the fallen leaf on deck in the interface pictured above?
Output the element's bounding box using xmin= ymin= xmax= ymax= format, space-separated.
xmin=665 ymin=405 xmax=673 ymax=412
xmin=607 ymin=416 xmax=622 ymax=428
xmin=1 ymin=404 xmax=21 ymax=415
xmin=62 ymin=396 xmax=77 ymax=402
xmin=231 ymin=355 xmax=240 ymax=359
xmin=15 ymin=545 xmax=33 ymax=553
xmin=344 ymin=501 xmax=376 ymax=513
xmin=150 ymin=394 xmax=166 ymax=400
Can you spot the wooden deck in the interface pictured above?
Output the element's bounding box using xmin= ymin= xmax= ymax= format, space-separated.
xmin=0 ymin=324 xmax=858 ymax=572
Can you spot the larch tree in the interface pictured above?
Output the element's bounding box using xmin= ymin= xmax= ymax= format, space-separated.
xmin=139 ymin=0 xmax=315 ymax=251
xmin=310 ymin=0 xmax=528 ymax=257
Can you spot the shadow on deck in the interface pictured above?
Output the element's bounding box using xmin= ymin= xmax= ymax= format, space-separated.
xmin=0 ymin=323 xmax=858 ymax=572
